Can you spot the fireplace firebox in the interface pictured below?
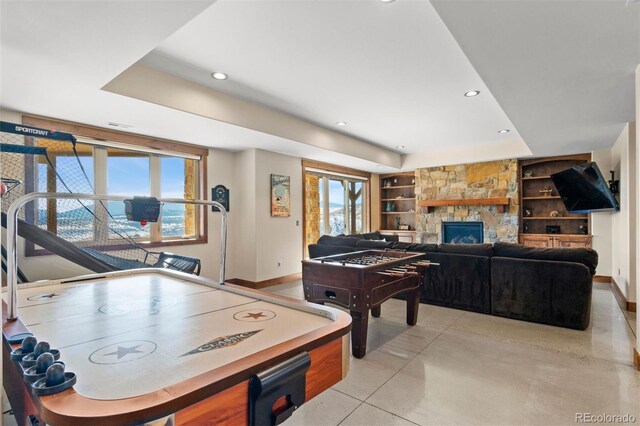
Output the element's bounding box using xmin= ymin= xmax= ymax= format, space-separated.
xmin=442 ymin=221 xmax=484 ymax=244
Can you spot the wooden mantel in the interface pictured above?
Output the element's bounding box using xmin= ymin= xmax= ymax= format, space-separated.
xmin=418 ymin=197 xmax=510 ymax=213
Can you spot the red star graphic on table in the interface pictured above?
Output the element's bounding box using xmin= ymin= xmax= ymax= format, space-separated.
xmin=243 ymin=312 xmax=267 ymax=320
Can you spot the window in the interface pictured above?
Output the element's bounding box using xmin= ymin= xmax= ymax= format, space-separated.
xmin=24 ymin=116 xmax=208 ymax=254
xmin=303 ymin=160 xmax=370 ymax=257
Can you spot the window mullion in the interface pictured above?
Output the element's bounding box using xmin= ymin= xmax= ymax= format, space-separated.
xmin=93 ymin=147 xmax=108 ymax=245
xmin=150 ymin=155 xmax=161 ymax=242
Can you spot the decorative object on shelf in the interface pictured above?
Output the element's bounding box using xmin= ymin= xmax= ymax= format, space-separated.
xmin=385 ymin=202 xmax=395 ymax=212
xmin=395 ymin=217 xmax=401 ymax=229
xmin=270 ymin=174 xmax=290 ymax=217
xmin=546 ymin=225 xmax=561 ymax=234
xmin=408 ymin=209 xmax=415 ymax=213
xmin=393 ymin=178 xmax=398 ymax=185
xmin=523 ymin=207 xmax=533 ymax=217
xmin=411 ymin=177 xmax=415 ymax=185
xmin=211 ymin=185 xmax=230 ymax=212
xmin=399 ymin=224 xmax=410 ymax=230
xmin=578 ymin=225 xmax=588 ymax=235
xmin=523 ymin=170 xmax=534 ymax=178
xmin=523 ymin=223 xmax=529 ymax=232
xmin=539 ymin=186 xmax=553 ymax=197
xmin=384 ymin=179 xmax=392 ymax=188
xmin=549 ymin=210 xmax=561 ymax=217
xmin=396 ymin=194 xmax=405 ymax=199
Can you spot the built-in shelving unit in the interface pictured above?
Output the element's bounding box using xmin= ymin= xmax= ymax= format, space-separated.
xmin=518 ymin=154 xmax=592 ymax=248
xmin=379 ymin=172 xmax=416 ymax=242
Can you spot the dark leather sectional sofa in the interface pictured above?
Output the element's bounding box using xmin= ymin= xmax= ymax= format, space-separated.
xmin=307 ymin=232 xmax=598 ymax=330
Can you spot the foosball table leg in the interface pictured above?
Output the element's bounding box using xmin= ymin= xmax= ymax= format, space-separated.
xmin=349 ymin=310 xmax=368 ymax=359
xmin=371 ymin=305 xmax=381 ymax=318
xmin=406 ymin=289 xmax=420 ymax=326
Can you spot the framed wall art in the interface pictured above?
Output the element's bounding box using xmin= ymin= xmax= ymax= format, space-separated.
xmin=271 ymin=174 xmax=290 ymax=217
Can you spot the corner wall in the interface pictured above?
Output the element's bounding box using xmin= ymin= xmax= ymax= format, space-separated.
xmin=590 ymin=149 xmax=613 ymax=277
xmin=611 ymin=123 xmax=636 ymax=302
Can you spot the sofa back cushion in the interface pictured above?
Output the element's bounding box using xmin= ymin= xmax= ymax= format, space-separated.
xmin=308 ymin=244 xmax=358 ymax=259
xmin=390 ymin=242 xmax=438 ymax=253
xmin=317 ymin=235 xmax=361 ymax=247
xmin=438 ymin=243 xmax=494 ymax=257
xmin=354 ymin=239 xmax=391 ymax=249
xmin=493 ymin=242 xmax=598 ymax=275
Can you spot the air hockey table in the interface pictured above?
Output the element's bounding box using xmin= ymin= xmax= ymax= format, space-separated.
xmin=2 ymin=269 xmax=351 ymax=425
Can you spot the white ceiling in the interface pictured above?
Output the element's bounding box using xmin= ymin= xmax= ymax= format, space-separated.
xmin=1 ymin=1 xmax=637 ymax=172
xmin=143 ymin=0 xmax=522 ymax=155
xmin=432 ymin=0 xmax=640 ymax=156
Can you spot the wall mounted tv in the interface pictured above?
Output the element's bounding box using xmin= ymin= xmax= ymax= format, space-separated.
xmin=550 ymin=162 xmax=619 ymax=214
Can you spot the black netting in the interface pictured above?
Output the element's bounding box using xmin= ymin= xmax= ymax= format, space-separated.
xmin=1 ymin=123 xmax=200 ymax=275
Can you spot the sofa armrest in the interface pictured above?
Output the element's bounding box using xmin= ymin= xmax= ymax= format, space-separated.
xmin=491 ymin=257 xmax=592 ymax=330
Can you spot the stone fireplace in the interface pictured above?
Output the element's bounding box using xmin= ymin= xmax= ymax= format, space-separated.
xmin=415 ymin=159 xmax=519 ymax=244
xmin=442 ymin=221 xmax=484 ymax=244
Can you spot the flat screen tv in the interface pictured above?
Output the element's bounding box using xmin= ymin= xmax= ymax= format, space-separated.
xmin=550 ymin=162 xmax=619 ymax=214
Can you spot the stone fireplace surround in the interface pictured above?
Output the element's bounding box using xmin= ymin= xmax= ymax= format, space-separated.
xmin=415 ymin=159 xmax=519 ymax=244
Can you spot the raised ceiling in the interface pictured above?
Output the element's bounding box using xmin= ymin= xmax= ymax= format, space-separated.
xmin=432 ymin=0 xmax=640 ymax=156
xmin=142 ymin=0 xmax=522 ymax=158
xmin=1 ymin=1 xmax=637 ymax=172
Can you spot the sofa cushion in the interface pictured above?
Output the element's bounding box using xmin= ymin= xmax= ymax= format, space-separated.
xmin=354 ymin=239 xmax=391 ymax=249
xmin=493 ymin=242 xmax=598 ymax=275
xmin=390 ymin=242 xmax=438 ymax=253
xmin=316 ymin=235 xmax=361 ymax=247
xmin=437 ymin=243 xmax=494 ymax=257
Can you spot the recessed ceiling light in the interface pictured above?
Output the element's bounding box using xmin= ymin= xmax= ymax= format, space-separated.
xmin=464 ymin=90 xmax=480 ymax=97
xmin=107 ymin=122 xmax=133 ymax=129
xmin=498 ymin=129 xmax=511 ymax=134
xmin=376 ymin=164 xmax=384 ymax=168
xmin=211 ymin=72 xmax=228 ymax=80
xmin=336 ymin=122 xmax=347 ymax=126
xmin=380 ymin=0 xmax=396 ymax=3
xmin=396 ymin=145 xmax=405 ymax=149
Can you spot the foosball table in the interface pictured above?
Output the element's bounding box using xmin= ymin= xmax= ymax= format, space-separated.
xmin=302 ymin=250 xmax=436 ymax=358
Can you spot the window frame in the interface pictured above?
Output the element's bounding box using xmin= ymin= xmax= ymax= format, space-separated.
xmin=23 ymin=115 xmax=209 ymax=257
xmin=302 ymin=159 xmax=371 ymax=257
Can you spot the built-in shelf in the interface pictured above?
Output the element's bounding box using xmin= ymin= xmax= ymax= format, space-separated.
xmin=382 ymin=185 xmax=415 ymax=190
xmin=522 ymin=217 xmax=587 ymax=220
xmin=418 ymin=197 xmax=509 ymax=213
xmin=522 ymin=175 xmax=551 ymax=180
xmin=522 ymin=196 xmax=561 ymax=200
xmin=519 ymin=154 xmax=592 ymax=246
xmin=382 ymin=211 xmax=415 ymax=215
xmin=382 ymin=198 xmax=415 ymax=201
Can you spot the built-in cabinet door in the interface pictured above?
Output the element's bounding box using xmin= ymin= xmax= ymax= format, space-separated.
xmin=384 ymin=231 xmax=415 ymax=243
xmin=520 ymin=235 xmax=552 ymax=248
xmin=553 ymin=236 xmax=592 ymax=248
xmin=519 ymin=234 xmax=592 ymax=248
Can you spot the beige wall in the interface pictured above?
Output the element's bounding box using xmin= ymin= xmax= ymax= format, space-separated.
xmin=590 ymin=149 xmax=613 ymax=277
xmin=254 ymin=149 xmax=303 ymax=282
xmin=370 ymin=174 xmax=381 ymax=231
xmin=611 ymin=123 xmax=637 ymax=302
xmin=635 ymin=64 xmax=639 ymax=352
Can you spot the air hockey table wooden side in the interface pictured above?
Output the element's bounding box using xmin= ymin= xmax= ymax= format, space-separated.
xmin=2 ymin=269 xmax=352 ymax=426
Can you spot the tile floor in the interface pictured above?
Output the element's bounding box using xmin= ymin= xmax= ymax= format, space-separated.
xmin=268 ymin=280 xmax=640 ymax=426
xmin=2 ymin=282 xmax=638 ymax=426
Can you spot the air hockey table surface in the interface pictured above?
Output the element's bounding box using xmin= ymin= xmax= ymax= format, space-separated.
xmin=2 ymin=269 xmax=351 ymax=425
